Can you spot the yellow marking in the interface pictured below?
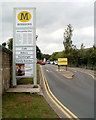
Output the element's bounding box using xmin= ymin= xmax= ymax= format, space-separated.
xmin=41 ymin=66 xmax=80 ymax=120
xmin=44 ymin=75 xmax=78 ymax=119
xmin=40 ymin=66 xmax=72 ymax=119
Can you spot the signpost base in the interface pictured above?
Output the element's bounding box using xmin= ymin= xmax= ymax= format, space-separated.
xmin=58 ymin=65 xmax=60 ymax=71
xmin=66 ymin=65 xmax=67 ymax=71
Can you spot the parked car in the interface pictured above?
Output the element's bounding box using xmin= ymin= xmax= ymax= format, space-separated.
xmin=46 ymin=62 xmax=50 ymax=64
xmin=54 ymin=61 xmax=58 ymax=65
xmin=40 ymin=62 xmax=46 ymax=65
xmin=50 ymin=61 xmax=54 ymax=64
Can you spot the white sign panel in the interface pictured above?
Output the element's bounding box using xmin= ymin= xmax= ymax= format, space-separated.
xmin=13 ymin=8 xmax=36 ymax=79
xmin=15 ymin=9 xmax=34 ymax=46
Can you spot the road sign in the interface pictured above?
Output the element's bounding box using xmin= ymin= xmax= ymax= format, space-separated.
xmin=13 ymin=8 xmax=36 ymax=86
xmin=58 ymin=58 xmax=68 ymax=65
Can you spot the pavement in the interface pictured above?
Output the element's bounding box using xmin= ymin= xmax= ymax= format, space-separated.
xmin=6 ymin=84 xmax=41 ymax=93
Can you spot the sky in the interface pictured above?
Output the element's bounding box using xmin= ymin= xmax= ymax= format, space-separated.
xmin=0 ymin=0 xmax=95 ymax=54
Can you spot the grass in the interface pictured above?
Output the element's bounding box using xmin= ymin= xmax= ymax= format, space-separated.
xmin=17 ymin=64 xmax=40 ymax=85
xmin=2 ymin=93 xmax=58 ymax=118
xmin=17 ymin=78 xmax=33 ymax=84
xmin=2 ymin=64 xmax=58 ymax=118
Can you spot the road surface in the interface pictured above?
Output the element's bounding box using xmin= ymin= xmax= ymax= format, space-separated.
xmin=42 ymin=64 xmax=94 ymax=118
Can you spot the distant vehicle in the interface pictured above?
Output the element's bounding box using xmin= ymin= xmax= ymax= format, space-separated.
xmin=40 ymin=62 xmax=46 ymax=65
xmin=54 ymin=61 xmax=58 ymax=65
xmin=50 ymin=61 xmax=54 ymax=64
xmin=46 ymin=62 xmax=50 ymax=64
xmin=36 ymin=60 xmax=42 ymax=64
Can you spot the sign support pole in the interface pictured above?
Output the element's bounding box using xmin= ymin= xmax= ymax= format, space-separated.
xmin=33 ymin=45 xmax=37 ymax=86
xmin=58 ymin=65 xmax=60 ymax=71
xmin=13 ymin=62 xmax=17 ymax=86
xmin=13 ymin=9 xmax=17 ymax=86
xmin=33 ymin=9 xmax=37 ymax=86
xmin=66 ymin=65 xmax=67 ymax=71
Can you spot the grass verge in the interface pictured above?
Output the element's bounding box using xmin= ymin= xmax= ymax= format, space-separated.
xmin=2 ymin=64 xmax=58 ymax=118
xmin=2 ymin=93 xmax=58 ymax=118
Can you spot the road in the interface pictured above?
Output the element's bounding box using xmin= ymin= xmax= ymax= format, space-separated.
xmin=42 ymin=64 xmax=94 ymax=118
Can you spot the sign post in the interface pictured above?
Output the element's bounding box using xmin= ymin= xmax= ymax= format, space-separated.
xmin=13 ymin=8 xmax=36 ymax=86
xmin=58 ymin=58 xmax=68 ymax=71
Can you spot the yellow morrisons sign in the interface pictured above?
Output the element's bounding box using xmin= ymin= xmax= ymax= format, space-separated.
xmin=18 ymin=11 xmax=32 ymax=22
xmin=58 ymin=58 xmax=68 ymax=65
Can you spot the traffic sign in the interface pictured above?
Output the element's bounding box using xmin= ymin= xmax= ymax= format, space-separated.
xmin=58 ymin=58 xmax=68 ymax=65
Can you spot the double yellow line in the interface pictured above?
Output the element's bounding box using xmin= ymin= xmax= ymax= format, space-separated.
xmin=40 ymin=66 xmax=80 ymax=119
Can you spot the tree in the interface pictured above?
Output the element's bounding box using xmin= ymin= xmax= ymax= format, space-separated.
xmin=50 ymin=52 xmax=58 ymax=61
xmin=80 ymin=43 xmax=85 ymax=50
xmin=2 ymin=42 xmax=6 ymax=47
xmin=63 ymin=24 xmax=73 ymax=53
xmin=7 ymin=38 xmax=13 ymax=50
xmin=36 ymin=46 xmax=42 ymax=60
xmin=87 ymin=47 xmax=96 ymax=68
xmin=42 ymin=54 xmax=51 ymax=61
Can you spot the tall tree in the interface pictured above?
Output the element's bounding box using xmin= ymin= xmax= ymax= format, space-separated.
xmin=63 ymin=24 xmax=73 ymax=53
xmin=42 ymin=54 xmax=51 ymax=61
xmin=36 ymin=46 xmax=42 ymax=60
xmin=80 ymin=43 xmax=85 ymax=50
xmin=50 ymin=52 xmax=58 ymax=61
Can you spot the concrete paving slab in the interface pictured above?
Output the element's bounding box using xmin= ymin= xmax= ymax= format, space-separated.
xmin=6 ymin=84 xmax=40 ymax=93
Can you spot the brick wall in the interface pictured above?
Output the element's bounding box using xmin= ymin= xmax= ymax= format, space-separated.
xmin=0 ymin=45 xmax=12 ymax=93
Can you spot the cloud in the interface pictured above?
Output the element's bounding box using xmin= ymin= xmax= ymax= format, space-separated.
xmin=37 ymin=42 xmax=64 ymax=54
xmin=0 ymin=0 xmax=95 ymax=2
xmin=1 ymin=2 xmax=94 ymax=54
xmin=72 ymin=26 xmax=94 ymax=48
xmin=37 ymin=28 xmax=64 ymax=42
